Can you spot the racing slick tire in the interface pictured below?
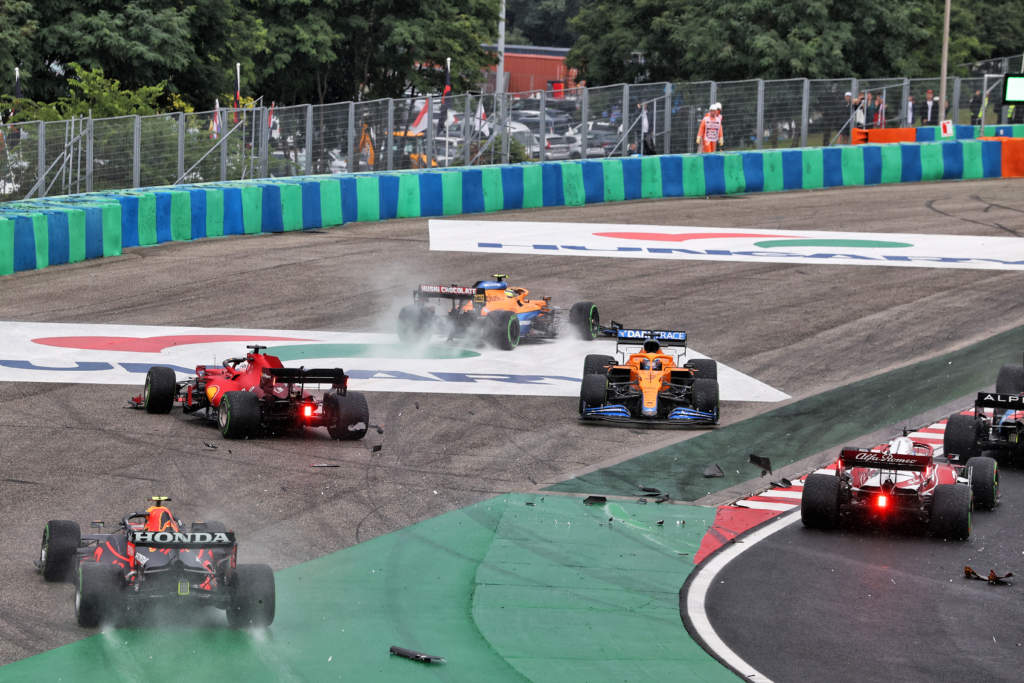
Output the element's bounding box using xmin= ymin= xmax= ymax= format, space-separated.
xmin=487 ymin=310 xmax=521 ymax=350
xmin=583 ymin=354 xmax=615 ymax=376
xmin=579 ymin=374 xmax=608 ymax=414
xmin=929 ymin=484 xmax=972 ymax=540
xmin=76 ymin=563 xmax=123 ymax=628
xmin=327 ymin=391 xmax=369 ymax=440
xmin=691 ymin=378 xmax=719 ymax=421
xmin=40 ymin=520 xmax=81 ymax=582
xmin=995 ymin=363 xmax=1024 ymax=394
xmin=143 ymin=366 xmax=177 ymax=414
xmin=398 ymin=305 xmax=434 ymax=343
xmin=966 ymin=456 xmax=999 ymax=510
xmin=569 ymin=301 xmax=600 ymax=340
xmin=227 ymin=564 xmax=276 ymax=628
xmin=218 ymin=391 xmax=261 ymax=439
xmin=943 ymin=413 xmax=982 ymax=462
xmin=684 ymin=358 xmax=718 ymax=381
xmin=801 ymin=474 xmax=842 ymax=529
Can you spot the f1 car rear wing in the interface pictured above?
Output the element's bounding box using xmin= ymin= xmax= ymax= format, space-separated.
xmin=599 ymin=322 xmax=688 ymax=348
xmin=262 ymin=367 xmax=348 ymax=388
xmin=839 ymin=447 xmax=932 ymax=471
xmin=128 ymin=530 xmax=237 ymax=548
xmin=974 ymin=392 xmax=1024 ymax=411
xmin=413 ymin=284 xmax=482 ymax=302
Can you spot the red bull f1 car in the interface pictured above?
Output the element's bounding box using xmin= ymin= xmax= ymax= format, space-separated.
xmin=578 ymin=325 xmax=719 ymax=425
xmin=801 ymin=436 xmax=998 ymax=540
xmin=36 ymin=496 xmax=274 ymax=628
xmin=397 ymin=274 xmax=599 ymax=350
xmin=134 ymin=345 xmax=368 ymax=440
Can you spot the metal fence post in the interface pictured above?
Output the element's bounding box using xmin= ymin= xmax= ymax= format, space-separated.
xmin=305 ymin=104 xmax=313 ymax=174
xmin=85 ymin=117 xmax=94 ymax=193
xmin=177 ymin=113 xmax=185 ymax=182
xmin=132 ymin=115 xmax=141 ymax=188
xmin=663 ymin=83 xmax=672 ymax=154
xmin=800 ymin=79 xmax=810 ymax=147
xmin=219 ymin=126 xmax=227 ymax=181
xmin=426 ymin=95 xmax=434 ymax=168
xmin=387 ymin=99 xmax=395 ymax=171
xmin=258 ymin=106 xmax=269 ymax=178
xmin=621 ymin=84 xmax=630 ymax=155
xmin=709 ymin=81 xmax=717 ymax=108
xmin=755 ymin=79 xmax=765 ymax=149
xmin=37 ymin=122 xmax=45 ymax=195
xmin=539 ymin=89 xmax=547 ymax=162
xmin=952 ymin=77 xmax=961 ymax=124
xmin=463 ymin=96 xmax=471 ymax=166
xmin=347 ymin=102 xmax=356 ymax=174
xmin=581 ymin=87 xmax=589 ymax=158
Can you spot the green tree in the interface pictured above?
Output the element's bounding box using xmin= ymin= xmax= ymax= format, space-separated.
xmin=1 ymin=63 xmax=166 ymax=121
xmin=505 ymin=0 xmax=581 ymax=48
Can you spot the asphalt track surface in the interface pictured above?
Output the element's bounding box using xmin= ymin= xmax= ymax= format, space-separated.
xmin=2 ymin=178 xmax=1024 ymax=675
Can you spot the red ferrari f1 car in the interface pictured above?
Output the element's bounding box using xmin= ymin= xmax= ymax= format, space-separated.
xmin=135 ymin=345 xmax=368 ymax=440
xmin=37 ymin=496 xmax=274 ymax=628
xmin=801 ymin=436 xmax=998 ymax=539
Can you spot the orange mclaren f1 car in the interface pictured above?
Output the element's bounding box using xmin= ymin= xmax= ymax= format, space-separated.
xmin=397 ymin=274 xmax=600 ymax=350
xmin=578 ymin=325 xmax=719 ymax=425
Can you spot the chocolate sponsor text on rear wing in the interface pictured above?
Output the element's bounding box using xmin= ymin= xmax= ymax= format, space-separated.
xmin=413 ymin=284 xmax=482 ymax=302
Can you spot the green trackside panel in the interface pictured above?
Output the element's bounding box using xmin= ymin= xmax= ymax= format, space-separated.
xmin=602 ymin=159 xmax=625 ymax=202
xmin=442 ymin=171 xmax=463 ymax=215
xmin=240 ymin=185 xmax=262 ymax=234
xmin=0 ymin=217 xmax=13 ymax=275
xmin=280 ymin=183 xmax=303 ymax=230
xmin=761 ymin=150 xmax=784 ymax=192
xmin=101 ymin=201 xmax=122 ymax=256
xmin=640 ymin=156 xmax=663 ymax=198
xmin=561 ymin=162 xmax=585 ymax=206
xmin=205 ymin=188 xmax=224 ymax=238
xmin=723 ymin=154 xmax=745 ymax=194
xmin=67 ymin=209 xmax=86 ymax=263
xmin=961 ymin=140 xmax=984 ymax=179
xmin=32 ymin=213 xmax=48 ymax=270
xmin=355 ymin=176 xmax=380 ymax=222
xmin=136 ymin=192 xmax=158 ymax=246
xmin=481 ymin=166 xmax=504 ymax=212
xmin=841 ymin=146 xmax=866 ymax=186
xmin=920 ymin=143 xmax=944 ymax=181
xmin=521 ymin=165 xmax=544 ymax=209
xmin=879 ymin=144 xmax=903 ymax=184
xmin=170 ymin=191 xmax=191 ymax=241
xmin=801 ymin=148 xmax=823 ymax=189
xmin=319 ymin=179 xmax=343 ymax=227
xmin=396 ymin=173 xmax=421 ymax=218
xmin=682 ymin=155 xmax=705 ymax=197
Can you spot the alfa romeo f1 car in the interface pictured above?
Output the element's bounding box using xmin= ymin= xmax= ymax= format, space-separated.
xmin=397 ymin=274 xmax=600 ymax=350
xmin=578 ymin=326 xmax=719 ymax=425
xmin=36 ymin=496 xmax=274 ymax=628
xmin=944 ymin=360 xmax=1024 ymax=464
xmin=801 ymin=436 xmax=998 ymax=539
xmin=134 ymin=345 xmax=368 ymax=440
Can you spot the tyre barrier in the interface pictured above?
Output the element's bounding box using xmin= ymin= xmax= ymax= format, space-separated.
xmin=2 ymin=137 xmax=1023 ymax=276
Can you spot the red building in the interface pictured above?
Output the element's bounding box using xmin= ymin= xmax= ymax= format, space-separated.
xmin=482 ymin=45 xmax=579 ymax=95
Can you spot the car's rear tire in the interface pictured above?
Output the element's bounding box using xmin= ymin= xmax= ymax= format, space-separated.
xmin=143 ymin=366 xmax=177 ymax=414
xmin=943 ymin=413 xmax=982 ymax=462
xmin=929 ymin=484 xmax=972 ymax=540
xmin=691 ymin=378 xmax=719 ymax=421
xmin=583 ymin=354 xmax=615 ymax=376
xmin=801 ymin=473 xmax=842 ymax=530
xmin=227 ymin=564 xmax=276 ymax=628
xmin=76 ymin=563 xmax=122 ymax=627
xmin=995 ymin=363 xmax=1024 ymax=394
xmin=398 ymin=305 xmax=433 ymax=343
xmin=684 ymin=358 xmax=718 ymax=381
xmin=40 ymin=520 xmax=80 ymax=582
xmin=966 ymin=456 xmax=999 ymax=510
xmin=579 ymin=374 xmax=607 ymax=414
xmin=568 ymin=301 xmax=600 ymax=340
xmin=218 ymin=391 xmax=261 ymax=439
xmin=487 ymin=310 xmax=521 ymax=350
xmin=327 ymin=391 xmax=369 ymax=440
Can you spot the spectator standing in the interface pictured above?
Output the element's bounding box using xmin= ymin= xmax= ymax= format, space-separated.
xmin=833 ymin=91 xmax=854 ymax=144
xmin=922 ymin=89 xmax=939 ymax=125
xmin=696 ymin=103 xmax=722 ymax=153
xmin=865 ymin=94 xmax=878 ymax=129
xmin=905 ymin=95 xmax=915 ymax=127
xmin=874 ymin=94 xmax=886 ymax=128
xmin=968 ymin=89 xmax=982 ymax=125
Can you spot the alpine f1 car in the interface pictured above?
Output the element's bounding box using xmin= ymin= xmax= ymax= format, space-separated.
xmin=578 ymin=325 xmax=719 ymax=425
xmin=134 ymin=345 xmax=368 ymax=440
xmin=397 ymin=274 xmax=600 ymax=350
xmin=801 ymin=436 xmax=998 ymax=540
xmin=944 ymin=360 xmax=1024 ymax=465
xmin=36 ymin=496 xmax=274 ymax=628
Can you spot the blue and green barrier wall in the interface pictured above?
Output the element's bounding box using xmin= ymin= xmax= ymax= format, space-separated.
xmin=2 ymin=136 xmax=1022 ymax=276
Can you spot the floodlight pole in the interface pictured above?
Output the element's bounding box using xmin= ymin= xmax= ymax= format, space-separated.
xmin=938 ymin=0 xmax=951 ymax=121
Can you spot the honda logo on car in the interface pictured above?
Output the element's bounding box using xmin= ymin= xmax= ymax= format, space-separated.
xmin=129 ymin=531 xmax=234 ymax=545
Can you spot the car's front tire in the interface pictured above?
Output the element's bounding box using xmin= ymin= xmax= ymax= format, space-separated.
xmin=691 ymin=378 xmax=719 ymax=421
xmin=568 ymin=301 xmax=600 ymax=340
xmin=579 ymin=374 xmax=607 ymax=414
xmin=966 ymin=456 xmax=999 ymax=510
xmin=143 ymin=366 xmax=177 ymax=414
xmin=40 ymin=520 xmax=80 ymax=582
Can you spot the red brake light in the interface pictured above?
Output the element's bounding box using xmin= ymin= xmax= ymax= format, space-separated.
xmin=303 ymin=405 xmax=313 ymax=418
xmin=876 ymin=494 xmax=888 ymax=509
